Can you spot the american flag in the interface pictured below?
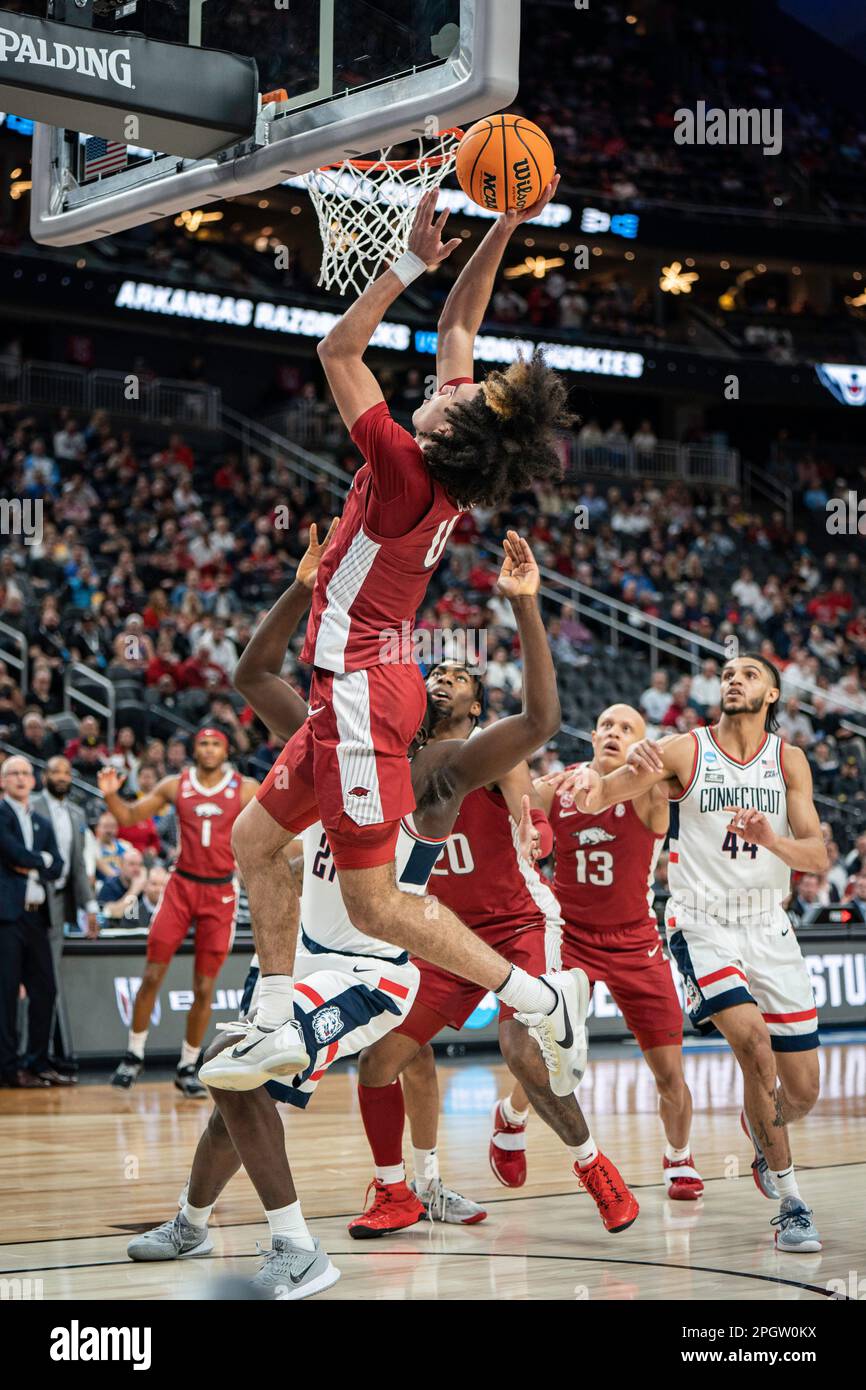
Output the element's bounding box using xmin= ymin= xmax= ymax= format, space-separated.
xmin=83 ymin=136 xmax=128 ymax=180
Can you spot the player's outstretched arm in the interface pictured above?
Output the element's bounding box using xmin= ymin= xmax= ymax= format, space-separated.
xmin=448 ymin=533 xmax=560 ymax=798
xmin=723 ymin=745 xmax=829 ymax=873
xmin=97 ymin=767 xmax=176 ymax=825
xmin=234 ymin=520 xmax=338 ymax=743
xmin=436 ymin=176 xmax=560 ymax=383
xmin=571 ymin=733 xmax=694 ymax=814
xmin=318 ymin=191 xmax=461 ymax=430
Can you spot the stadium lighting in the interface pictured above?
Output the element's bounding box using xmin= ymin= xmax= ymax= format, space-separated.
xmin=504 ymin=255 xmax=566 ymax=280
xmin=660 ymin=262 xmax=699 ymax=295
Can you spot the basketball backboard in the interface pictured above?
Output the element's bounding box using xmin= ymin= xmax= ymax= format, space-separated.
xmin=28 ymin=0 xmax=521 ymax=246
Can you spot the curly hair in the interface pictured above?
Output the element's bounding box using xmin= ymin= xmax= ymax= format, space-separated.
xmin=422 ymin=351 xmax=576 ymax=509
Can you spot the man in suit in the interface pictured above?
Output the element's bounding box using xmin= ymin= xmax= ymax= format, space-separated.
xmin=0 ymin=754 xmax=65 ymax=1087
xmin=32 ymin=756 xmax=99 ymax=1075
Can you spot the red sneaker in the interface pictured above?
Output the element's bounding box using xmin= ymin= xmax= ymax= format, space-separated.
xmin=663 ymin=1155 xmax=704 ymax=1201
xmin=489 ymin=1100 xmax=528 ymax=1188
xmin=574 ymin=1153 xmax=639 ymax=1233
xmin=348 ymin=1179 xmax=425 ymax=1240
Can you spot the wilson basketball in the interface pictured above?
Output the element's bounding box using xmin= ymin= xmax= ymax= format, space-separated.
xmin=455 ymin=113 xmax=555 ymax=214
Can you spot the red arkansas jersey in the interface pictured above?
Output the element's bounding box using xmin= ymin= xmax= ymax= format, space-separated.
xmin=428 ymin=787 xmax=561 ymax=932
xmin=550 ymin=765 xmax=664 ymax=933
xmin=301 ymin=403 xmax=460 ymax=674
xmin=175 ymin=766 xmax=243 ymax=878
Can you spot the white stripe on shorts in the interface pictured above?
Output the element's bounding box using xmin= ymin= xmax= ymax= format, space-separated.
xmin=332 ymin=668 xmax=385 ymax=826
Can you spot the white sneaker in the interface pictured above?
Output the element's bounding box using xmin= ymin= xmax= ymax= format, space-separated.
xmin=516 ymin=968 xmax=590 ymax=1097
xmin=199 ymin=1017 xmax=309 ymax=1092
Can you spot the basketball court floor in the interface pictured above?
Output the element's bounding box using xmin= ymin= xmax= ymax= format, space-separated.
xmin=2 ymin=1036 xmax=863 ymax=1302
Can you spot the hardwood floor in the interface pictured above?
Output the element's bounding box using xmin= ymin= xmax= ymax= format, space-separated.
xmin=1 ymin=1040 xmax=864 ymax=1301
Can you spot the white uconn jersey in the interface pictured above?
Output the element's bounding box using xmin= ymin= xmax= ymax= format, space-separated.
xmin=668 ymin=727 xmax=791 ymax=924
xmin=299 ymin=817 xmax=446 ymax=961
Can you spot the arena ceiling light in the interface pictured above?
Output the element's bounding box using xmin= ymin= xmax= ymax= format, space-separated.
xmin=660 ymin=261 xmax=699 ymax=295
xmin=504 ymin=255 xmax=566 ymax=280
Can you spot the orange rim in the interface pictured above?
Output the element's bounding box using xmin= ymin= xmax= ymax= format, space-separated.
xmin=319 ymin=128 xmax=464 ymax=173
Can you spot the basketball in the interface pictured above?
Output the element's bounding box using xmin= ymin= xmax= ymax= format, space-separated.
xmin=455 ymin=113 xmax=555 ymax=213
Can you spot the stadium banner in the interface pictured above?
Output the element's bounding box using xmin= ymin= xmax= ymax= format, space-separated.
xmin=0 ymin=11 xmax=258 ymax=159
xmin=61 ymin=933 xmax=866 ymax=1059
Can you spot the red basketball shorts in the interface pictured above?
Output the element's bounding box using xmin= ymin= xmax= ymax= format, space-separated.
xmin=257 ymin=661 xmax=427 ymax=870
xmin=395 ymin=919 xmax=547 ymax=1045
xmin=146 ymin=871 xmax=238 ymax=976
xmin=561 ymin=920 xmax=684 ymax=1051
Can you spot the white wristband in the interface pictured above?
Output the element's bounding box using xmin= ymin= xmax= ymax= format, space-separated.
xmin=390 ymin=250 xmax=427 ymax=287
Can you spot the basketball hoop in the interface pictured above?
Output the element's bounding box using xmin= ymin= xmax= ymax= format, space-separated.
xmin=304 ymin=129 xmax=464 ymax=296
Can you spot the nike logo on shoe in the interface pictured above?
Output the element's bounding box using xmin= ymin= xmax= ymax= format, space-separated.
xmin=230 ymin=1032 xmax=273 ymax=1058
xmin=548 ymin=979 xmax=573 ymax=1049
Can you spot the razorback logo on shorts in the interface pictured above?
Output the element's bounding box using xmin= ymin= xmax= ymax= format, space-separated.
xmin=349 ymin=786 xmax=370 ymax=798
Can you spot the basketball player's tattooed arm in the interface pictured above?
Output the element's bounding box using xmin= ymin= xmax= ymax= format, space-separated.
xmin=445 ymin=533 xmax=560 ymax=800
xmin=724 ymin=745 xmax=829 ymax=873
xmin=436 ymin=176 xmax=561 ymax=382
xmin=233 ymin=520 xmax=339 ymax=742
xmin=318 ymin=191 xmax=461 ymax=430
xmin=96 ymin=767 xmax=178 ymax=823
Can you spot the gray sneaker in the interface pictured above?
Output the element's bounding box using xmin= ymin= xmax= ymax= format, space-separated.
xmin=740 ymin=1109 xmax=779 ymax=1200
xmin=250 ymin=1235 xmax=340 ymax=1300
xmin=772 ymin=1198 xmax=822 ymax=1253
xmin=410 ymin=1178 xmax=488 ymax=1225
xmin=127 ymin=1211 xmax=213 ymax=1262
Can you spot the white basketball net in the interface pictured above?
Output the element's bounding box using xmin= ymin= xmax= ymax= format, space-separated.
xmin=304 ymin=130 xmax=462 ymax=297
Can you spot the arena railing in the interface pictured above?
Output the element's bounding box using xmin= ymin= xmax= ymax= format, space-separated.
xmin=525 ymin=559 xmax=866 ymax=741
xmin=0 ymin=621 xmax=29 ymax=700
xmin=64 ymin=663 xmax=115 ymax=751
xmin=220 ymin=405 xmax=351 ymax=511
xmin=565 ymin=440 xmax=740 ymax=489
xmin=0 ymin=357 xmax=220 ymax=429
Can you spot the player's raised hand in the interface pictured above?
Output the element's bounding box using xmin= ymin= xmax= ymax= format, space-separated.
xmin=97 ymin=766 xmax=125 ymax=798
xmin=497 ymin=530 xmax=540 ymax=598
xmin=503 ymin=173 xmax=561 ymax=230
xmin=407 ymin=190 xmax=462 ymax=268
xmin=296 ymin=518 xmax=339 ymax=591
xmin=625 ymin=737 xmax=665 ymax=776
xmin=723 ymin=806 xmax=776 ymax=849
xmin=517 ymin=794 xmax=541 ymax=865
xmin=572 ymin=765 xmax=603 ymax=814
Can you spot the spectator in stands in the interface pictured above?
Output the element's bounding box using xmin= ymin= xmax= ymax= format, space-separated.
xmin=731 ymin=565 xmax=764 ymax=615
xmin=207 ymin=696 xmax=250 ymax=755
xmin=690 ymin=659 xmax=721 ymax=715
xmin=53 ymin=416 xmax=86 ymax=465
xmin=577 ymin=418 xmax=604 ymax=449
xmin=631 ymin=420 xmax=658 ymax=454
xmin=28 ymin=665 xmax=63 ymax=719
xmin=640 ymin=669 xmax=671 ymax=724
xmin=14 ymin=710 xmax=61 ymax=764
xmin=247 ymin=728 xmax=284 ymax=783
xmin=788 ymin=871 xmax=837 ymax=925
xmin=485 ymin=645 xmax=523 ymax=700
xmin=778 ymin=697 xmax=814 ymax=747
xmin=826 ymin=841 xmax=849 ymax=900
xmin=94 ymin=811 xmax=132 ymax=882
xmin=841 ymin=872 xmax=866 ymax=925
xmin=661 ymin=677 xmax=693 ymax=731
xmin=194 ymin=619 xmax=238 ymax=680
xmin=809 ymin=740 xmax=841 ymax=796
xmin=164 ymin=738 xmax=188 ymax=776
xmin=97 ymin=848 xmax=147 ymax=922
xmin=837 ymin=755 xmax=866 ymax=805
xmin=0 ymin=669 xmax=23 ymax=739
xmin=843 ymin=832 xmax=866 ymax=880
xmin=122 ymin=865 xmax=170 ymax=931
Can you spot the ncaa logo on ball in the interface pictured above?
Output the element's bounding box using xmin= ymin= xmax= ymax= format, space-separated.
xmin=312 ymin=1005 xmax=343 ymax=1045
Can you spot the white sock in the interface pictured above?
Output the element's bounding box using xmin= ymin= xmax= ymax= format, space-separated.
xmin=182 ymin=1200 xmax=213 ymax=1228
xmin=256 ymin=976 xmax=295 ymax=1030
xmin=179 ymin=1040 xmax=200 ymax=1069
xmin=412 ymin=1147 xmax=439 ymax=1191
xmin=128 ymin=1029 xmax=148 ymax=1059
xmin=495 ymin=967 xmax=557 ymax=1016
xmin=502 ymin=1095 xmax=530 ymax=1127
xmin=266 ymin=1199 xmax=315 ymax=1251
xmin=665 ymin=1142 xmax=691 ymax=1163
xmin=569 ymin=1136 xmax=599 ymax=1169
xmin=374 ymin=1162 xmax=405 ymax=1186
xmin=770 ymin=1165 xmax=801 ymax=1201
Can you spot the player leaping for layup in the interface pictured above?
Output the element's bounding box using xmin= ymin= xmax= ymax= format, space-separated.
xmin=98 ymin=737 xmax=259 ymax=1097
xmin=566 ymin=654 xmax=827 ymax=1253
xmin=201 ymin=182 xmax=590 ymax=1100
